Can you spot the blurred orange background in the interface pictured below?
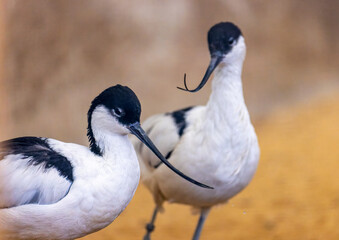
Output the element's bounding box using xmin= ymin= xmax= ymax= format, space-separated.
xmin=0 ymin=0 xmax=338 ymax=239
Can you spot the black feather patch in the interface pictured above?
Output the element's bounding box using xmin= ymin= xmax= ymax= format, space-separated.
xmin=0 ymin=137 xmax=74 ymax=182
xmin=168 ymin=106 xmax=193 ymax=136
xmin=153 ymin=106 xmax=193 ymax=169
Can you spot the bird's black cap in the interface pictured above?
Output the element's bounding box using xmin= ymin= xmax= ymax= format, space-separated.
xmin=88 ymin=84 xmax=141 ymax=126
xmin=208 ymin=22 xmax=242 ymax=56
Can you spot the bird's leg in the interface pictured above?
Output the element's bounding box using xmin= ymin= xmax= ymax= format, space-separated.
xmin=192 ymin=208 xmax=210 ymax=240
xmin=143 ymin=206 xmax=159 ymax=240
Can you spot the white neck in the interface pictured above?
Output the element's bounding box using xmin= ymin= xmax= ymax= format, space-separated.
xmin=89 ymin=106 xmax=133 ymax=160
xmin=83 ymin=108 xmax=140 ymax=230
xmin=94 ymin=128 xmax=133 ymax=162
xmin=88 ymin=127 xmax=139 ymax=207
xmin=205 ymin=60 xmax=250 ymax=130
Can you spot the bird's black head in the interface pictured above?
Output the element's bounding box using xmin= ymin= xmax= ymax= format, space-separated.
xmin=178 ymin=22 xmax=243 ymax=93
xmin=87 ymin=85 xmax=141 ymax=155
xmin=88 ymin=85 xmax=141 ymax=127
xmin=208 ymin=22 xmax=242 ymax=57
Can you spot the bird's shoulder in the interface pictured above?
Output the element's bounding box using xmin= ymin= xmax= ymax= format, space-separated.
xmin=0 ymin=136 xmax=74 ymax=208
xmin=0 ymin=136 xmax=74 ymax=181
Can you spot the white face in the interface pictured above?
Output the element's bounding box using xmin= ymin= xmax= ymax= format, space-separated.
xmin=91 ymin=105 xmax=130 ymax=136
xmin=221 ymin=36 xmax=246 ymax=65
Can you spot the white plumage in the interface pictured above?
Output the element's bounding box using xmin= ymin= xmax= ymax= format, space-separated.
xmin=134 ymin=22 xmax=260 ymax=240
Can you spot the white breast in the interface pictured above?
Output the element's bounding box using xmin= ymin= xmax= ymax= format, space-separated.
xmin=150 ymin=105 xmax=259 ymax=207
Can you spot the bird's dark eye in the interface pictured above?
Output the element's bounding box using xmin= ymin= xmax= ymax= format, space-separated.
xmin=228 ymin=37 xmax=236 ymax=46
xmin=112 ymin=107 xmax=125 ymax=118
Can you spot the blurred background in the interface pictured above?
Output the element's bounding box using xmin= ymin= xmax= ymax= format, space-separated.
xmin=0 ymin=0 xmax=338 ymax=239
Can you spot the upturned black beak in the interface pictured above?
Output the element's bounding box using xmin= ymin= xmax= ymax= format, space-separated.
xmin=177 ymin=54 xmax=224 ymax=93
xmin=128 ymin=122 xmax=213 ymax=189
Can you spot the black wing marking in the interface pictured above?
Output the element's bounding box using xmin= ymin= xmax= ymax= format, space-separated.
xmin=153 ymin=106 xmax=193 ymax=168
xmin=0 ymin=137 xmax=74 ymax=182
xmin=167 ymin=106 xmax=193 ymax=137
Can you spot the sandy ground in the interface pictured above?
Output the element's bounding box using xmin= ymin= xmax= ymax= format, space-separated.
xmin=79 ymin=93 xmax=339 ymax=240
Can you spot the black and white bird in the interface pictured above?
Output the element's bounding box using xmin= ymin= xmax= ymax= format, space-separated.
xmin=134 ymin=22 xmax=260 ymax=240
xmin=0 ymin=85 xmax=210 ymax=240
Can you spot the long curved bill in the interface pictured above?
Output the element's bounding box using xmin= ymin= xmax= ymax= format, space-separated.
xmin=177 ymin=54 xmax=223 ymax=93
xmin=128 ymin=122 xmax=213 ymax=189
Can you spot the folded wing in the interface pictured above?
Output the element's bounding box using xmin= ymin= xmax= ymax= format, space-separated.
xmin=0 ymin=137 xmax=73 ymax=208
